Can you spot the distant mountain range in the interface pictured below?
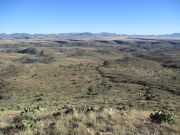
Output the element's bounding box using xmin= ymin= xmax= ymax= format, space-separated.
xmin=0 ymin=33 xmax=180 ymax=39
xmin=160 ymin=33 xmax=180 ymax=37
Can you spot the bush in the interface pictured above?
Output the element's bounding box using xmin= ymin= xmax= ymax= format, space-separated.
xmin=76 ymin=105 xmax=94 ymax=113
xmin=21 ymin=119 xmax=35 ymax=128
xmin=40 ymin=55 xmax=55 ymax=64
xmin=145 ymin=94 xmax=155 ymax=100
xmin=17 ymin=106 xmax=41 ymax=129
xmin=103 ymin=60 xmax=110 ymax=67
xmin=116 ymin=105 xmax=130 ymax=111
xmin=20 ymin=107 xmax=36 ymax=115
xmin=150 ymin=110 xmax=174 ymax=124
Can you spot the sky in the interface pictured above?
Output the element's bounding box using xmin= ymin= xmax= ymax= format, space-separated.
xmin=0 ymin=0 xmax=180 ymax=34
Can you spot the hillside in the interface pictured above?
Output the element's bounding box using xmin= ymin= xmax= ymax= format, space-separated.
xmin=0 ymin=35 xmax=180 ymax=135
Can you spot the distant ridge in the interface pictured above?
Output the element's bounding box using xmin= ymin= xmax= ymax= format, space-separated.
xmin=161 ymin=33 xmax=180 ymax=37
xmin=0 ymin=33 xmax=180 ymax=39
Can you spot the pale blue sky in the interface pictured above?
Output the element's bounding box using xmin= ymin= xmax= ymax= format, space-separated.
xmin=0 ymin=0 xmax=180 ymax=34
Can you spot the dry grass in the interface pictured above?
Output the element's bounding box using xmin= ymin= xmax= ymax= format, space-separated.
xmin=0 ymin=108 xmax=176 ymax=135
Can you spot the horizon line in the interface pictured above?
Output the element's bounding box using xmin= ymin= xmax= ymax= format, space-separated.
xmin=0 ymin=32 xmax=180 ymax=36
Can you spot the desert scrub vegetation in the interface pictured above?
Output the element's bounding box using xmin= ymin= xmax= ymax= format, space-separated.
xmin=0 ymin=64 xmax=22 ymax=77
xmin=0 ymin=106 xmax=179 ymax=135
xmin=16 ymin=54 xmax=54 ymax=64
xmin=100 ymin=57 xmax=175 ymax=81
xmin=150 ymin=110 xmax=174 ymax=124
xmin=0 ymin=37 xmax=180 ymax=135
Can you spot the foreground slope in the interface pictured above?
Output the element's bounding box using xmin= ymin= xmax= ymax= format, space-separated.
xmin=0 ymin=35 xmax=180 ymax=134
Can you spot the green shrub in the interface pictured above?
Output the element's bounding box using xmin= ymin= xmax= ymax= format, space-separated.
xmin=20 ymin=106 xmax=41 ymax=115
xmin=116 ymin=105 xmax=130 ymax=111
xmin=150 ymin=110 xmax=174 ymax=124
xmin=18 ymin=106 xmax=41 ymax=128
xmin=20 ymin=107 xmax=35 ymax=115
xmin=21 ymin=119 xmax=35 ymax=128
xmin=74 ymin=105 xmax=95 ymax=113
xmin=145 ymin=94 xmax=155 ymax=100
xmin=0 ymin=108 xmax=5 ymax=111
